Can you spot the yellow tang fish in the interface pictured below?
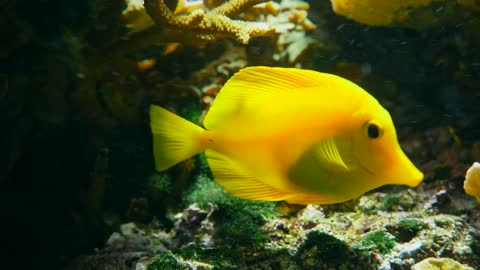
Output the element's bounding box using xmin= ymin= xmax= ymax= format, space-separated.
xmin=150 ymin=66 xmax=424 ymax=204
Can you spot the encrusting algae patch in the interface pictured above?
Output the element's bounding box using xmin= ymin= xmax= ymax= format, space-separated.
xmin=150 ymin=66 xmax=424 ymax=204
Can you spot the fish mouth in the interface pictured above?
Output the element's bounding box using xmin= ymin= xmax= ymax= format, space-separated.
xmin=382 ymin=157 xmax=424 ymax=187
xmin=353 ymin=147 xmax=424 ymax=187
xmin=389 ymin=145 xmax=424 ymax=187
xmin=361 ymin=159 xmax=424 ymax=187
xmin=398 ymin=169 xmax=424 ymax=187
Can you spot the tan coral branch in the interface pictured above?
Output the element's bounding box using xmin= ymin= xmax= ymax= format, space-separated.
xmin=144 ymin=0 xmax=276 ymax=44
xmin=210 ymin=0 xmax=266 ymax=16
xmin=144 ymin=0 xmax=204 ymax=28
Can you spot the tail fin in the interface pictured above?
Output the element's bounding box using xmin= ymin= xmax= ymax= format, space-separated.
xmin=150 ymin=105 xmax=206 ymax=171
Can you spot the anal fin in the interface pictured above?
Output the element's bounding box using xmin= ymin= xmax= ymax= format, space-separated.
xmin=285 ymin=193 xmax=338 ymax=205
xmin=205 ymin=149 xmax=291 ymax=201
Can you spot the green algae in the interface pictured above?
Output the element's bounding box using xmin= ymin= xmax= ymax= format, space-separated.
xmin=183 ymin=173 xmax=277 ymax=219
xmin=148 ymin=172 xmax=173 ymax=193
xmin=166 ymin=244 xmax=293 ymax=270
xmin=178 ymin=99 xmax=204 ymax=125
xmin=380 ymin=194 xmax=402 ymax=210
xmin=183 ymin=174 xmax=225 ymax=208
xmin=294 ymin=230 xmax=374 ymax=269
xmin=394 ymin=219 xmax=427 ymax=242
xmin=175 ymin=244 xmax=229 ymax=269
xmin=294 ymin=231 xmax=351 ymax=267
xmin=379 ymin=192 xmax=415 ymax=211
xmin=147 ymin=251 xmax=191 ymax=270
xmin=360 ymin=230 xmax=396 ymax=254
xmin=177 ymin=245 xmax=237 ymax=269
xmin=194 ymin=153 xmax=211 ymax=178
xmin=184 ymin=173 xmax=277 ymax=245
xmin=213 ymin=203 xmax=269 ymax=245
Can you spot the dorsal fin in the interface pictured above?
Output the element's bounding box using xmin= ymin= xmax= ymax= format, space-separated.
xmin=203 ymin=66 xmax=330 ymax=130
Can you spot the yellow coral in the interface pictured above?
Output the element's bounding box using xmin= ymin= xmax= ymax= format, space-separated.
xmin=330 ymin=0 xmax=431 ymax=26
xmin=330 ymin=0 xmax=480 ymax=27
xmin=411 ymin=257 xmax=475 ymax=270
xmin=458 ymin=0 xmax=480 ymax=11
xmin=464 ymin=162 xmax=480 ymax=202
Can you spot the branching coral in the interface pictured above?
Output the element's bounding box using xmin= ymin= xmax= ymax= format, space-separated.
xmin=123 ymin=0 xmax=155 ymax=32
xmin=123 ymin=0 xmax=316 ymax=61
xmin=264 ymin=0 xmax=316 ymax=63
xmin=143 ymin=0 xmax=276 ymax=44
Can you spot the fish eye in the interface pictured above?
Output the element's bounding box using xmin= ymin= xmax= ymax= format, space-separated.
xmin=364 ymin=121 xmax=383 ymax=139
xmin=368 ymin=124 xmax=380 ymax=138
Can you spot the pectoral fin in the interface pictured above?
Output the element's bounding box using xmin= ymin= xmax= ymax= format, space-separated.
xmin=314 ymin=138 xmax=350 ymax=172
xmin=288 ymin=138 xmax=350 ymax=194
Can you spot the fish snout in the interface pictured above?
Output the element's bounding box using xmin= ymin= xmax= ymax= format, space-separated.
xmin=402 ymin=167 xmax=424 ymax=187
xmin=387 ymin=150 xmax=424 ymax=187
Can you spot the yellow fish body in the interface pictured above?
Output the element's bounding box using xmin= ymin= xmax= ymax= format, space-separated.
xmin=150 ymin=67 xmax=424 ymax=204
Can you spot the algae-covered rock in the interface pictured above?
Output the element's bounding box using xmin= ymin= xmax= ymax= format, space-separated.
xmin=144 ymin=251 xmax=213 ymax=270
xmin=183 ymin=174 xmax=277 ymax=246
xmin=68 ymin=187 xmax=480 ymax=270
xmin=294 ymin=230 xmax=374 ymax=269
xmin=388 ymin=219 xmax=427 ymax=243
